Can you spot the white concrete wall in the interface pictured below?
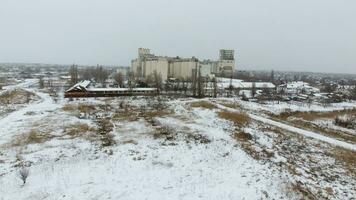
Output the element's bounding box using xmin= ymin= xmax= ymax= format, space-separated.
xmin=169 ymin=60 xmax=197 ymax=79
xmin=131 ymin=59 xmax=141 ymax=77
xmin=144 ymin=58 xmax=169 ymax=81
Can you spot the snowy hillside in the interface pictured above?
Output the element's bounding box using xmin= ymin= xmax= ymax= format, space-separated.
xmin=0 ymin=79 xmax=355 ymax=200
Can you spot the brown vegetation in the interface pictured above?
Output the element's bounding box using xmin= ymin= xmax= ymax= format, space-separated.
xmin=142 ymin=110 xmax=171 ymax=118
xmin=112 ymin=108 xmax=139 ymax=121
xmin=62 ymin=104 xmax=96 ymax=113
xmin=280 ymin=118 xmax=356 ymax=143
xmin=190 ymin=101 xmax=217 ymax=109
xmin=331 ymin=147 xmax=356 ymax=176
xmin=0 ymin=89 xmax=37 ymax=104
xmin=97 ymin=118 xmax=115 ymax=147
xmin=9 ymin=130 xmax=54 ymax=148
xmin=285 ymin=183 xmax=318 ymax=200
xmin=65 ymin=123 xmax=96 ymax=140
xmin=153 ymin=125 xmax=176 ymax=141
xmin=233 ymin=131 xmax=253 ymax=142
xmin=277 ymin=108 xmax=356 ymax=121
xmin=218 ymin=101 xmax=242 ymax=109
xmin=218 ymin=110 xmax=250 ymax=126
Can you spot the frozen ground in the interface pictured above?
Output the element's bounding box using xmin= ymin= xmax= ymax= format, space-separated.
xmin=0 ymin=79 xmax=355 ymax=200
xmin=221 ymin=97 xmax=356 ymax=115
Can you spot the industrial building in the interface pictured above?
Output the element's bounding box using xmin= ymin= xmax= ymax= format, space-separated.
xmin=131 ymin=48 xmax=235 ymax=81
xmin=64 ymin=80 xmax=158 ymax=98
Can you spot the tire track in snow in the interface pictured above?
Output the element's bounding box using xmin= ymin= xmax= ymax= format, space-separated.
xmin=213 ymin=102 xmax=356 ymax=152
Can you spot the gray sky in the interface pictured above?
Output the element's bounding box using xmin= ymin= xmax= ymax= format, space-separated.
xmin=0 ymin=0 xmax=355 ymax=74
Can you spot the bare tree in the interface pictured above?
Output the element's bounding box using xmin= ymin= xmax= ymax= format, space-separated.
xmin=81 ymin=68 xmax=93 ymax=80
xmin=0 ymin=77 xmax=5 ymax=90
xmin=197 ymin=66 xmax=205 ymax=98
xmin=191 ymin=67 xmax=197 ymax=97
xmin=38 ymin=77 xmax=44 ymax=89
xmin=145 ymin=74 xmax=154 ymax=86
xmin=128 ymin=72 xmax=135 ymax=89
xmin=183 ymin=78 xmax=188 ymax=95
xmin=174 ymin=79 xmax=180 ymax=93
xmin=94 ymin=65 xmax=108 ymax=85
xmin=349 ymin=85 xmax=356 ymax=100
xmin=213 ymin=77 xmax=218 ymax=98
xmin=19 ymin=167 xmax=29 ymax=185
xmin=113 ymin=72 xmax=124 ymax=87
xmin=322 ymin=83 xmax=336 ymax=93
xmin=270 ymin=70 xmax=275 ymax=83
xmin=153 ymin=70 xmax=163 ymax=95
xmin=251 ymin=82 xmax=256 ymax=98
xmin=69 ymin=64 xmax=78 ymax=85
xmin=241 ymin=92 xmax=248 ymax=101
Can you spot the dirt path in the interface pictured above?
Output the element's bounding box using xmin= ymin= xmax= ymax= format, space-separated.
xmin=214 ymin=102 xmax=356 ymax=151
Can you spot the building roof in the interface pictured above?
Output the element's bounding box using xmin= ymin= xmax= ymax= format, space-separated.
xmin=66 ymin=80 xmax=91 ymax=92
xmin=218 ymin=78 xmax=275 ymax=89
xmin=86 ymin=88 xmax=157 ymax=92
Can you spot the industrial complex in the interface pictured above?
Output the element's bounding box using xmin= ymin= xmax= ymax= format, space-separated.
xmin=131 ymin=48 xmax=235 ymax=81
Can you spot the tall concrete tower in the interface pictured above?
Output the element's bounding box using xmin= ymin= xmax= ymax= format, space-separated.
xmin=218 ymin=49 xmax=235 ymax=76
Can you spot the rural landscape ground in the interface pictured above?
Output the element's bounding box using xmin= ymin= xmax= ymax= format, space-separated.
xmin=0 ymin=79 xmax=355 ymax=200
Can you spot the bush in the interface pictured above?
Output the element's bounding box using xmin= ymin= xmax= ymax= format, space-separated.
xmin=334 ymin=115 xmax=355 ymax=129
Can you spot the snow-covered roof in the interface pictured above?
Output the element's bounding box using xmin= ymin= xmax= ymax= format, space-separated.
xmin=279 ymin=81 xmax=319 ymax=93
xmin=218 ymin=78 xmax=275 ymax=89
xmin=86 ymin=88 xmax=157 ymax=92
xmin=66 ymin=80 xmax=158 ymax=93
xmin=66 ymin=80 xmax=91 ymax=92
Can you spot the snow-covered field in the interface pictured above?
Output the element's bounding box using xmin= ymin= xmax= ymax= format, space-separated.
xmin=222 ymin=97 xmax=356 ymax=115
xmin=0 ymin=79 xmax=355 ymax=200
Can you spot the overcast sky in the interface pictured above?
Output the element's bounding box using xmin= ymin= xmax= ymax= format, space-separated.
xmin=0 ymin=0 xmax=355 ymax=74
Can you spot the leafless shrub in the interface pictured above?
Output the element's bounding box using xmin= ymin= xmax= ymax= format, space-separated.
xmin=19 ymin=167 xmax=29 ymax=185
xmin=119 ymin=101 xmax=124 ymax=109
xmin=97 ymin=118 xmax=115 ymax=147
xmin=154 ymin=125 xmax=176 ymax=140
xmin=334 ymin=115 xmax=355 ymax=129
xmin=233 ymin=131 xmax=253 ymax=142
xmin=185 ymin=133 xmax=211 ymax=144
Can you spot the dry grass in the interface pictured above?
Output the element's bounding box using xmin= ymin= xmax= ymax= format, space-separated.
xmin=218 ymin=110 xmax=251 ymax=126
xmin=113 ymin=108 xmax=171 ymax=122
xmin=331 ymin=147 xmax=356 ymax=176
xmin=284 ymin=183 xmax=317 ymax=200
xmin=277 ymin=108 xmax=356 ymax=121
xmin=112 ymin=108 xmax=139 ymax=121
xmin=8 ymin=130 xmax=54 ymax=148
xmin=143 ymin=110 xmax=171 ymax=118
xmin=62 ymin=104 xmax=96 ymax=113
xmin=153 ymin=125 xmax=176 ymax=140
xmin=0 ymin=89 xmax=37 ymax=104
xmin=284 ymin=118 xmax=356 ymax=143
xmin=65 ymin=123 xmax=96 ymax=140
xmin=121 ymin=139 xmax=138 ymax=145
xmin=190 ymin=101 xmax=217 ymax=109
xmin=233 ymin=131 xmax=253 ymax=142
